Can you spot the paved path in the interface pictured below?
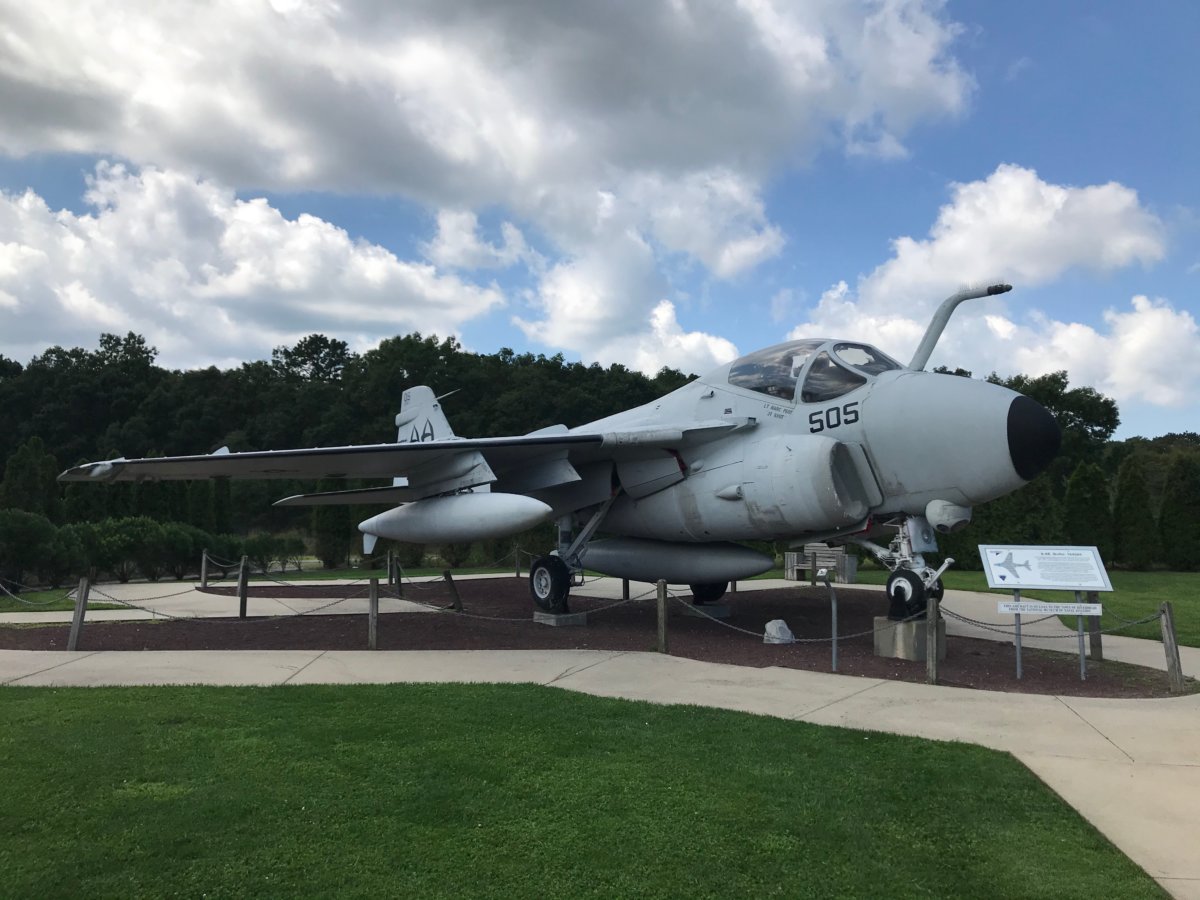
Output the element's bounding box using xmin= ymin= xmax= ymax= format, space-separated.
xmin=3 ymin=576 xmax=1198 ymax=897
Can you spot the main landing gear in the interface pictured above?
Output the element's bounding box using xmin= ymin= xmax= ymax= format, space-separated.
xmin=530 ymin=556 xmax=571 ymax=614
xmin=851 ymin=516 xmax=952 ymax=620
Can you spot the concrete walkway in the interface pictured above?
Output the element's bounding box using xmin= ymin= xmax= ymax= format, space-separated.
xmin=3 ymin=576 xmax=1198 ymax=897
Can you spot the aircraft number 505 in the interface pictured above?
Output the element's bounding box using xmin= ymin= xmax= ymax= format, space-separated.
xmin=808 ymin=401 xmax=859 ymax=434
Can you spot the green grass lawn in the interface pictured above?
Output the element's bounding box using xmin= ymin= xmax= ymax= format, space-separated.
xmin=0 ymin=588 xmax=123 ymax=614
xmin=0 ymin=684 xmax=1160 ymax=899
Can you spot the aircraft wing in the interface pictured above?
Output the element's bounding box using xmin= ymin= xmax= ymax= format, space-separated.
xmin=57 ymin=420 xmax=747 ymax=485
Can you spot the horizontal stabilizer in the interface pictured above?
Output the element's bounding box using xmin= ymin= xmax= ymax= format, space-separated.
xmin=273 ymin=485 xmax=417 ymax=507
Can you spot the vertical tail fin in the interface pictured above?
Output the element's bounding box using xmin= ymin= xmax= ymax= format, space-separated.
xmin=395 ymin=386 xmax=456 ymax=444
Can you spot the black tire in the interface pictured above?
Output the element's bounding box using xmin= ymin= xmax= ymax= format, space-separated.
xmin=689 ymin=581 xmax=729 ymax=605
xmin=530 ymin=556 xmax=571 ymax=613
xmin=886 ymin=569 xmax=926 ymax=620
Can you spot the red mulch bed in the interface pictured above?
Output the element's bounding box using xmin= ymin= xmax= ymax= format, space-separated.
xmin=0 ymin=578 xmax=1180 ymax=698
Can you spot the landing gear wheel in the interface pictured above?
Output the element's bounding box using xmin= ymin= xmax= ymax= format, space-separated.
xmin=689 ymin=581 xmax=728 ymax=605
xmin=530 ymin=556 xmax=571 ymax=614
xmin=886 ymin=569 xmax=927 ymax=620
xmin=929 ymin=578 xmax=944 ymax=603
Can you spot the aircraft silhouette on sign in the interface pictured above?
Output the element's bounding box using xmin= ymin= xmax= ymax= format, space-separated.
xmin=60 ymin=284 xmax=1060 ymax=619
xmin=992 ymin=551 xmax=1033 ymax=582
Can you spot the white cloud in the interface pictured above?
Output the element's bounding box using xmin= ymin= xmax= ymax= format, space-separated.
xmin=785 ymin=165 xmax=1183 ymax=405
xmin=1001 ymin=296 xmax=1200 ymax=408
xmin=789 ymin=164 xmax=1166 ymax=360
xmin=0 ymin=1 xmax=976 ymax=364
xmin=421 ymin=209 xmax=532 ymax=270
xmin=0 ymin=163 xmax=503 ymax=367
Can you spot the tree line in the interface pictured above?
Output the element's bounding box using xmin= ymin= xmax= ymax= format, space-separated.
xmin=1 ymin=332 xmax=1198 ymax=586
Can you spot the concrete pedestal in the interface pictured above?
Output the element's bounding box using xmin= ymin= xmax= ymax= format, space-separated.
xmin=681 ymin=603 xmax=731 ymax=620
xmin=533 ymin=610 xmax=588 ymax=627
xmin=873 ymin=616 xmax=946 ymax=662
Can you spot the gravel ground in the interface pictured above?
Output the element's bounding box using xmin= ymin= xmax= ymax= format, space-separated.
xmin=0 ymin=578 xmax=1178 ymax=698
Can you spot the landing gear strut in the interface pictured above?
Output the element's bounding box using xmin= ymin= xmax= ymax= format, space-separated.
xmin=852 ymin=517 xmax=953 ymax=620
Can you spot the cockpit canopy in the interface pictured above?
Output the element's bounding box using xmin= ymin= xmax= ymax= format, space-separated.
xmin=726 ymin=339 xmax=903 ymax=404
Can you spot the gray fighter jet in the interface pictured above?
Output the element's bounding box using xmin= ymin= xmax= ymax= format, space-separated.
xmin=59 ymin=284 xmax=1060 ymax=619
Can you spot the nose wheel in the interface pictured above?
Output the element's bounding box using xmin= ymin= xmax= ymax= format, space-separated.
xmin=885 ymin=570 xmax=945 ymax=619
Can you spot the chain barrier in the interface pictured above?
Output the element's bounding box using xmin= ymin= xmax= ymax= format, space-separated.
xmin=87 ymin=586 xmax=368 ymax=624
xmin=665 ymin=588 xmax=931 ymax=643
xmin=0 ymin=580 xmax=76 ymax=607
xmin=941 ymin=607 xmax=1163 ymax=639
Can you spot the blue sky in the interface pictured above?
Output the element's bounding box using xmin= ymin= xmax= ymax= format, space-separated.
xmin=0 ymin=1 xmax=1195 ymax=438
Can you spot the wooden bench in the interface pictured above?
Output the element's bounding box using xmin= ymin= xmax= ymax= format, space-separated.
xmin=785 ymin=544 xmax=858 ymax=584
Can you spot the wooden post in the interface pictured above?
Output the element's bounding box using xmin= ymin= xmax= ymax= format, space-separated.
xmin=67 ymin=577 xmax=89 ymax=651
xmin=656 ymin=580 xmax=668 ymax=654
xmin=237 ymin=555 xmax=249 ymax=618
xmin=1161 ymin=602 xmax=1185 ymax=694
xmin=515 ymin=548 xmax=522 ymax=579
xmin=925 ymin=592 xmax=939 ymax=685
xmin=808 ymin=550 xmax=817 ymax=586
xmin=386 ymin=549 xmax=395 ymax=587
xmin=443 ymin=570 xmax=462 ymax=612
xmin=1087 ymin=591 xmax=1103 ymax=660
xmin=730 ymin=580 xmax=738 ymax=594
xmin=621 ymin=579 xmax=630 ymax=601
xmin=200 ymin=549 xmax=209 ymax=589
xmin=368 ymin=578 xmax=379 ymax=650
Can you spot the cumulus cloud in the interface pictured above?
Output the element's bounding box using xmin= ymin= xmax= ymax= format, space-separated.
xmin=0 ymin=1 xmax=976 ymax=367
xmin=789 ymin=164 xmax=1166 ymax=364
xmin=999 ymin=296 xmax=1200 ymax=408
xmin=0 ymin=163 xmax=503 ymax=367
xmin=421 ymin=210 xmax=532 ymax=270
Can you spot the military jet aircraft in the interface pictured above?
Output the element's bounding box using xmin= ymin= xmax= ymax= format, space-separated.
xmin=59 ymin=284 xmax=1060 ymax=619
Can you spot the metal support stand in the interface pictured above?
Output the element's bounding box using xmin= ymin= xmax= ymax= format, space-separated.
xmin=68 ymin=577 xmax=89 ymax=651
xmin=1012 ymin=589 xmax=1023 ymax=680
xmin=820 ymin=569 xmax=838 ymax=672
xmin=443 ymin=570 xmax=462 ymax=612
xmin=200 ymin=549 xmax=208 ymax=589
xmin=368 ymin=578 xmax=379 ymax=650
xmin=656 ymin=580 xmax=668 ymax=654
xmin=1087 ymin=591 xmax=1103 ymax=660
xmin=1075 ymin=591 xmax=1087 ymax=681
xmin=237 ymin=555 xmax=249 ymax=619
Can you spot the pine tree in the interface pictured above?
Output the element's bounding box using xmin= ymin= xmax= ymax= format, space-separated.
xmin=1063 ymin=462 xmax=1115 ymax=562
xmin=1113 ymin=455 xmax=1160 ymax=569
xmin=311 ymin=480 xmax=352 ymax=568
xmin=187 ymin=480 xmax=216 ymax=534
xmin=1159 ymin=452 xmax=1200 ymax=570
xmin=0 ymin=437 xmax=64 ymax=522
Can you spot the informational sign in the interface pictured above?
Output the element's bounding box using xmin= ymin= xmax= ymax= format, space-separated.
xmin=997 ymin=601 xmax=1103 ymax=616
xmin=978 ymin=545 xmax=1113 ymax=592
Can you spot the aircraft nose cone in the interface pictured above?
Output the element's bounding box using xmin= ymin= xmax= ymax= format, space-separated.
xmin=1007 ymin=396 xmax=1061 ymax=480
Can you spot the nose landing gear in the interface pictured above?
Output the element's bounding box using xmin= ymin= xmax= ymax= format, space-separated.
xmin=851 ymin=516 xmax=952 ymax=620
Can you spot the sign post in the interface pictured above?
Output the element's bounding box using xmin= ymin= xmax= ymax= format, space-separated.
xmin=982 ymin=546 xmax=1112 ymax=682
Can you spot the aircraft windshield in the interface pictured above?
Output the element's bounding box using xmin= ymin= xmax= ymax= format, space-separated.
xmin=801 ymin=352 xmax=867 ymax=403
xmin=832 ymin=343 xmax=902 ymax=376
xmin=727 ymin=340 xmax=825 ymax=402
